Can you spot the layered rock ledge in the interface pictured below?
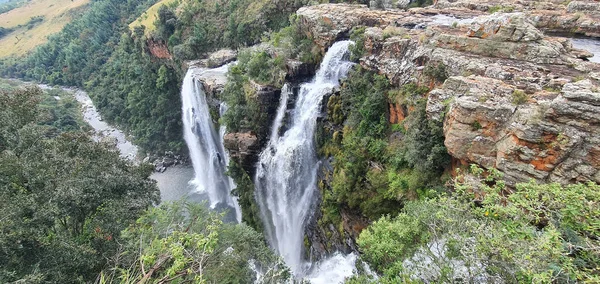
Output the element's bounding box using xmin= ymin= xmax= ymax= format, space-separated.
xmin=298 ymin=3 xmax=600 ymax=186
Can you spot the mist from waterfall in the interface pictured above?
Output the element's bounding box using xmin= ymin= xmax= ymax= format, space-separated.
xmin=254 ymin=41 xmax=355 ymax=276
xmin=181 ymin=67 xmax=241 ymax=222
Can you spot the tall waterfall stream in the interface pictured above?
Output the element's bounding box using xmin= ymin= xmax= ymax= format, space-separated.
xmin=178 ymin=41 xmax=363 ymax=282
xmin=253 ymin=41 xmax=359 ymax=280
xmin=180 ymin=65 xmax=242 ymax=223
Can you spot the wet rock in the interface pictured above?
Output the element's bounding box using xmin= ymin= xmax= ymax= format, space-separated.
xmin=286 ymin=59 xmax=315 ymax=79
xmin=223 ymin=132 xmax=261 ymax=172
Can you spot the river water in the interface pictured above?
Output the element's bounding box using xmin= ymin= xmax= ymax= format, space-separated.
xmin=38 ymin=84 xmax=197 ymax=202
xmin=571 ymin=38 xmax=600 ymax=63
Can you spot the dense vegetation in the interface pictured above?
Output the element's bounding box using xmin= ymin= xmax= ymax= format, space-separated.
xmin=87 ymin=28 xmax=183 ymax=153
xmin=100 ymin=202 xmax=290 ymax=283
xmin=352 ymin=166 xmax=600 ymax=283
xmin=2 ymin=0 xmax=599 ymax=282
xmin=0 ymin=85 xmax=160 ymax=282
xmin=0 ymin=83 xmax=289 ymax=283
xmin=152 ymin=0 xmax=308 ymax=61
xmin=317 ymin=65 xmax=450 ymax=227
xmin=0 ymin=0 xmax=184 ymax=154
xmin=0 ymin=0 xmax=364 ymax=155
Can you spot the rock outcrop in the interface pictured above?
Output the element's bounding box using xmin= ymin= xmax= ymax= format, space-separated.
xmin=298 ymin=3 xmax=600 ymax=187
xmin=223 ymin=132 xmax=261 ymax=171
xmin=293 ymin=0 xmax=600 ymax=262
xmin=431 ymin=76 xmax=600 ymax=185
xmin=148 ymin=39 xmax=172 ymax=59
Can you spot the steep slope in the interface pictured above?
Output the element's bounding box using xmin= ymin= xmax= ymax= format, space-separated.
xmin=0 ymin=0 xmax=90 ymax=57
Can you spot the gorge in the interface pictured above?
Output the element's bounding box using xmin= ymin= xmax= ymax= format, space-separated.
xmin=1 ymin=0 xmax=599 ymax=282
xmin=172 ymin=2 xmax=600 ymax=281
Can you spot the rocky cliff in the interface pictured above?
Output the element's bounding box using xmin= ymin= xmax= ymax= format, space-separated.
xmin=294 ymin=1 xmax=600 ymax=258
xmin=297 ymin=1 xmax=600 ymax=187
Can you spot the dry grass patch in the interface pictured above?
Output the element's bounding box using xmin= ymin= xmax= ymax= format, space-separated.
xmin=0 ymin=0 xmax=89 ymax=57
xmin=129 ymin=0 xmax=178 ymax=35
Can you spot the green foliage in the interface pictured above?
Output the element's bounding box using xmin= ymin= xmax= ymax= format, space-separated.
xmin=25 ymin=15 xmax=44 ymax=29
xmin=423 ymin=61 xmax=448 ymax=85
xmin=342 ymin=66 xmax=390 ymax=138
xmin=0 ymin=86 xmax=160 ymax=283
xmin=270 ymin=14 xmax=322 ymax=66
xmin=512 ymin=89 xmax=528 ymax=105
xmin=0 ymin=26 xmax=14 ymax=38
xmin=156 ymin=0 xmax=309 ymax=61
xmin=407 ymin=0 xmax=434 ymax=8
xmin=220 ymin=64 xmax=269 ymax=139
xmin=1 ymin=0 xmax=157 ymax=86
xmin=100 ymin=201 xmax=290 ymax=283
xmin=349 ymin=27 xmax=366 ymax=62
xmin=357 ymin=166 xmax=600 ymax=283
xmin=220 ymin=16 xmax=321 ymax=145
xmin=86 ymin=30 xmax=184 ymax=154
xmin=227 ymin=160 xmax=264 ymax=231
xmin=488 ymin=5 xmax=515 ymax=13
xmin=238 ymin=49 xmax=287 ymax=87
xmin=399 ymin=100 xmax=450 ymax=173
xmin=320 ymin=68 xmax=450 ymax=223
xmin=0 ymin=0 xmax=184 ymax=154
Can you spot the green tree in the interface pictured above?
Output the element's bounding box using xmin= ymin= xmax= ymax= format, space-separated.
xmin=0 ymin=87 xmax=160 ymax=283
xmin=100 ymin=202 xmax=290 ymax=283
xmin=356 ymin=167 xmax=600 ymax=283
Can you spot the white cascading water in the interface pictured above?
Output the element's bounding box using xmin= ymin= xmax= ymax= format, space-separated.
xmin=181 ymin=68 xmax=241 ymax=222
xmin=254 ymin=41 xmax=355 ymax=277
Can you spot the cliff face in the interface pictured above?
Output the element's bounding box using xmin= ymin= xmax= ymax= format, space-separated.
xmin=297 ymin=2 xmax=600 ymax=186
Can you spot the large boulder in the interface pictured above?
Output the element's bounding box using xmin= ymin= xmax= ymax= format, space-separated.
xmin=467 ymin=13 xmax=543 ymax=42
xmin=430 ymin=76 xmax=600 ymax=185
xmin=223 ymin=132 xmax=261 ymax=171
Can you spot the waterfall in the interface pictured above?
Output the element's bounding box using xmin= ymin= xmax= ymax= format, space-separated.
xmin=181 ymin=68 xmax=241 ymax=222
xmin=254 ymin=41 xmax=354 ymax=275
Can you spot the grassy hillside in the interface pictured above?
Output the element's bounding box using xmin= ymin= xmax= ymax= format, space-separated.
xmin=129 ymin=0 xmax=177 ymax=35
xmin=0 ymin=0 xmax=89 ymax=57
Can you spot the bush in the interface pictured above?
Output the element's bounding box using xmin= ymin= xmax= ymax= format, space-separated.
xmin=100 ymin=202 xmax=289 ymax=283
xmin=349 ymin=27 xmax=366 ymax=62
xmin=358 ymin=166 xmax=600 ymax=283
xmin=512 ymin=89 xmax=528 ymax=105
xmin=423 ymin=62 xmax=448 ymax=85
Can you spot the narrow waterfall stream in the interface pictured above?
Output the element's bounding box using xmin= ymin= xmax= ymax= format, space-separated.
xmin=181 ymin=67 xmax=242 ymax=222
xmin=254 ymin=41 xmax=355 ymax=279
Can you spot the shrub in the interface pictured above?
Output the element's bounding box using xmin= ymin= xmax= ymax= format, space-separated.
xmin=358 ymin=166 xmax=600 ymax=282
xmin=349 ymin=27 xmax=366 ymax=62
xmin=511 ymin=89 xmax=528 ymax=105
xmin=423 ymin=62 xmax=448 ymax=85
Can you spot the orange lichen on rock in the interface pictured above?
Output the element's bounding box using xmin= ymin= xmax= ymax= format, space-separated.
xmin=511 ymin=133 xmax=561 ymax=172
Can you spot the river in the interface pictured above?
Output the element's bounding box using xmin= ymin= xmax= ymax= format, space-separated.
xmin=38 ymin=83 xmax=198 ymax=202
xmin=571 ymin=37 xmax=600 ymax=63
